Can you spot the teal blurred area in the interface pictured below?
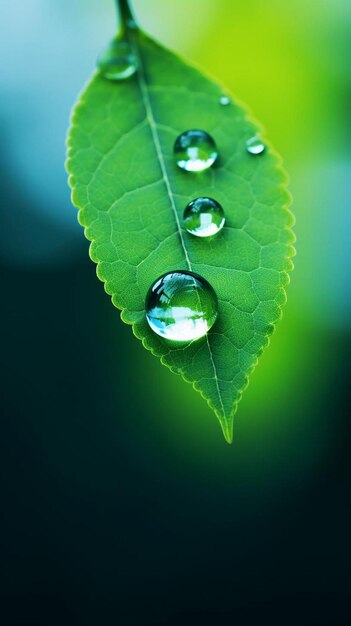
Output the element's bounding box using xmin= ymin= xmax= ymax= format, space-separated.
xmin=0 ymin=0 xmax=350 ymax=623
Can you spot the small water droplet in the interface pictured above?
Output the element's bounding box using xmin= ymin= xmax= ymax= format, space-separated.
xmin=183 ymin=197 xmax=225 ymax=238
xmin=98 ymin=39 xmax=138 ymax=81
xmin=219 ymin=95 xmax=231 ymax=105
xmin=145 ymin=270 xmax=218 ymax=342
xmin=174 ymin=130 xmax=218 ymax=172
xmin=246 ymin=136 xmax=265 ymax=155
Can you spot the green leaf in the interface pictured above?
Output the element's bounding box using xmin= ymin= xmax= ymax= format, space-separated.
xmin=66 ymin=7 xmax=295 ymax=443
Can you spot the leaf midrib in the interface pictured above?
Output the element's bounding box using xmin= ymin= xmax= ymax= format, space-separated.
xmin=134 ymin=34 xmax=226 ymax=420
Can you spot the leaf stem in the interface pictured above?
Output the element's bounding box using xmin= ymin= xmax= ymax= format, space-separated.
xmin=115 ymin=0 xmax=137 ymax=33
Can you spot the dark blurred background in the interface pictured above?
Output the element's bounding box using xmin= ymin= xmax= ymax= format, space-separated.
xmin=1 ymin=0 xmax=350 ymax=624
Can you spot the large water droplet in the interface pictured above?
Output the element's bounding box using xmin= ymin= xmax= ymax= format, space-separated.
xmin=246 ymin=136 xmax=265 ymax=155
xmin=145 ymin=270 xmax=218 ymax=342
xmin=98 ymin=39 xmax=138 ymax=81
xmin=183 ymin=197 xmax=225 ymax=238
xmin=174 ymin=130 xmax=218 ymax=172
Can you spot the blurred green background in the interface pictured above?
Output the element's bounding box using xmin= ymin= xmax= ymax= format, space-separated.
xmin=0 ymin=0 xmax=350 ymax=623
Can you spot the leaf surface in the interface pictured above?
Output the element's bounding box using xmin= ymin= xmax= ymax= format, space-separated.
xmin=66 ymin=28 xmax=295 ymax=442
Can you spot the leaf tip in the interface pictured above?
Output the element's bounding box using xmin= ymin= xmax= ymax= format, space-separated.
xmin=220 ymin=418 xmax=234 ymax=444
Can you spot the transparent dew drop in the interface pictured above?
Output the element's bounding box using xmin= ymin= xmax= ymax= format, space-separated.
xmin=246 ymin=136 xmax=265 ymax=155
xmin=183 ymin=197 xmax=225 ymax=238
xmin=174 ymin=130 xmax=218 ymax=172
xmin=219 ymin=95 xmax=231 ymax=105
xmin=145 ymin=270 xmax=218 ymax=342
xmin=98 ymin=39 xmax=138 ymax=81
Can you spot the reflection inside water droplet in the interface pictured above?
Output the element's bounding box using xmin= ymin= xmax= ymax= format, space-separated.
xmin=219 ymin=95 xmax=231 ymax=105
xmin=183 ymin=197 xmax=225 ymax=238
xmin=98 ymin=39 xmax=138 ymax=81
xmin=246 ymin=136 xmax=265 ymax=155
xmin=174 ymin=130 xmax=218 ymax=172
xmin=145 ymin=270 xmax=218 ymax=341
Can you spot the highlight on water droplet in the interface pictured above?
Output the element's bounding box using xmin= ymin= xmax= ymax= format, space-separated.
xmin=98 ymin=39 xmax=138 ymax=81
xmin=174 ymin=130 xmax=218 ymax=172
xmin=219 ymin=95 xmax=231 ymax=105
xmin=246 ymin=136 xmax=265 ymax=155
xmin=183 ymin=197 xmax=225 ymax=238
xmin=145 ymin=270 xmax=218 ymax=342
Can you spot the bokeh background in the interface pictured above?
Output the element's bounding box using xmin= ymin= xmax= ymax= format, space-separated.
xmin=1 ymin=0 xmax=350 ymax=623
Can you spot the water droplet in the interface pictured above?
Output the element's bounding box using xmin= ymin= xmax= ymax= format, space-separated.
xmin=145 ymin=270 xmax=218 ymax=342
xmin=98 ymin=39 xmax=138 ymax=81
xmin=183 ymin=197 xmax=225 ymax=238
xmin=219 ymin=95 xmax=231 ymax=105
xmin=174 ymin=130 xmax=218 ymax=172
xmin=246 ymin=136 xmax=265 ymax=155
